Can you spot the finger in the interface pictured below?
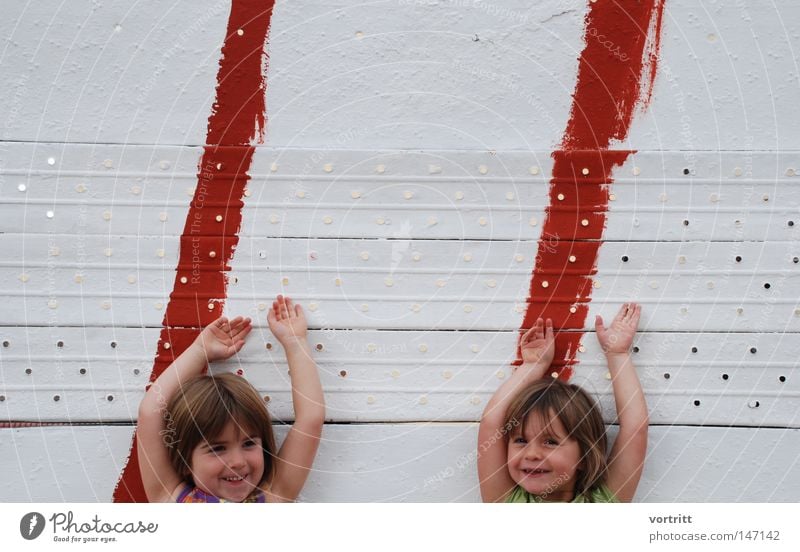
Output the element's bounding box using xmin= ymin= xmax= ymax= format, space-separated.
xmin=235 ymin=324 xmax=253 ymax=344
xmin=534 ymin=317 xmax=544 ymax=339
xmin=630 ymin=303 xmax=642 ymax=326
xmin=614 ymin=303 xmax=628 ymax=324
xmin=520 ymin=325 xmax=536 ymax=344
xmin=284 ymin=296 xmax=295 ymax=318
xmin=594 ymin=314 xmax=605 ymax=332
xmin=545 ymin=318 xmax=554 ymax=340
xmin=229 ymin=317 xmax=251 ymax=339
xmin=278 ymin=295 xmax=289 ymax=318
xmin=294 ymin=303 xmax=304 ymax=319
xmin=267 ymin=308 xmax=277 ymax=325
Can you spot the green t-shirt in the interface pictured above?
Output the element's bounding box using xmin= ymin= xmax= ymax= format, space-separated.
xmin=506 ymin=484 xmax=619 ymax=503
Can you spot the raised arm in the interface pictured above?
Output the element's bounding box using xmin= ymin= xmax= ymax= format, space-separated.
xmin=137 ymin=316 xmax=252 ymax=502
xmin=264 ymin=295 xmax=325 ymax=502
xmin=478 ymin=318 xmax=554 ymax=502
xmin=595 ymin=303 xmax=649 ymax=502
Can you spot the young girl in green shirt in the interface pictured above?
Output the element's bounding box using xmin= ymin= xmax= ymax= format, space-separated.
xmin=478 ymin=303 xmax=648 ymax=503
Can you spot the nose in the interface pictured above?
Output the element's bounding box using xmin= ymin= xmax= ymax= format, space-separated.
xmin=523 ymin=442 xmax=544 ymax=461
xmin=228 ymin=448 xmax=246 ymax=469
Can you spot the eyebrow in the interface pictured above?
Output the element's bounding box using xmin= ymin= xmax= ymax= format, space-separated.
xmin=200 ymin=435 xmax=260 ymax=448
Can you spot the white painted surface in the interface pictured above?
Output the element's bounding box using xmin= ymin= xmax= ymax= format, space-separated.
xmin=2 ymin=0 xmax=799 ymax=502
xmin=2 ymin=1 xmax=799 ymax=150
xmin=1 ymin=425 xmax=798 ymax=502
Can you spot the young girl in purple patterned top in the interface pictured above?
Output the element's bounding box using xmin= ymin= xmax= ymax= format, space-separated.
xmin=137 ymin=295 xmax=325 ymax=503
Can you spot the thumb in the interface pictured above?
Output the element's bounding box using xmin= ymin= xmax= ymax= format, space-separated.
xmin=594 ymin=314 xmax=604 ymax=331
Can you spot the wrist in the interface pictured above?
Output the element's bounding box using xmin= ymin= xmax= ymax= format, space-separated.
xmin=605 ymin=351 xmax=632 ymax=359
xmin=279 ymin=335 xmax=309 ymax=351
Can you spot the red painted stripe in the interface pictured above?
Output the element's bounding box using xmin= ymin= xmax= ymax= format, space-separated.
xmin=520 ymin=0 xmax=666 ymax=379
xmin=113 ymin=0 xmax=276 ymax=502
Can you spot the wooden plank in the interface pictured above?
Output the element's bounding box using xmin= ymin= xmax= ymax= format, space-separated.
xmin=1 ymin=424 xmax=798 ymax=502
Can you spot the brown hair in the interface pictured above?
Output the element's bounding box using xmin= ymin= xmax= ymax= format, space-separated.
xmin=503 ymin=379 xmax=608 ymax=500
xmin=165 ymin=372 xmax=277 ymax=487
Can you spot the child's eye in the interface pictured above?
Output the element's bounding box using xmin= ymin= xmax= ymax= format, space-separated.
xmin=513 ymin=437 xmax=527 ymax=444
xmin=544 ymin=439 xmax=559 ymax=446
xmin=210 ymin=445 xmax=225 ymax=453
xmin=243 ymin=440 xmax=257 ymax=447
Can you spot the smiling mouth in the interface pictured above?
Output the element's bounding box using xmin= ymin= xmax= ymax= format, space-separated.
xmin=223 ymin=475 xmax=247 ymax=483
xmin=522 ymin=469 xmax=550 ymax=476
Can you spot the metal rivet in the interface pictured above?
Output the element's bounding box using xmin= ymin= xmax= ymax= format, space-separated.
xmin=334 ymin=278 xmax=342 ymax=286
xmin=442 ymin=370 xmax=452 ymax=379
xmin=419 ymin=396 xmax=428 ymax=405
xmin=683 ymin=168 xmax=690 ymax=175
xmin=419 ymin=344 xmax=428 ymax=353
xmin=163 ymin=342 xmax=171 ymax=350
xmin=633 ymin=346 xmax=640 ymax=353
xmin=308 ymin=302 xmax=318 ymax=311
xmin=664 ymin=373 xmax=670 ymax=379
xmin=107 ymin=394 xmax=114 ymax=402
xmin=18 ymin=183 xmax=26 ymax=192
xmin=722 ymin=373 xmax=729 ymax=380
xmin=428 ymin=164 xmax=441 ymax=174
xmin=376 ymin=164 xmax=385 ymax=173
xmin=323 ymin=163 xmax=333 ymax=173
xmin=529 ymin=217 xmax=538 ymax=226
xmin=691 ymin=346 xmax=698 ymax=353
xmin=594 ymin=280 xmax=602 ymax=288
xmin=693 ymin=399 xmax=701 ymax=406
xmin=411 ymin=304 xmax=421 ymax=312
xmin=46 ymin=210 xmax=54 ymax=218
xmin=180 ymin=276 xmax=188 ymax=284
xmin=779 ymin=375 xmax=786 ymax=383
xmin=215 ymin=215 xmax=223 ymax=222
xmin=568 ymin=255 xmax=577 ymax=263
xmin=427 ymin=216 xmax=438 ymax=226
xmin=463 ymin=253 xmax=473 ymax=262
xmin=351 ymin=191 xmax=361 ymax=199
xmin=54 ymin=395 xmax=61 ymax=402
xmin=541 ymin=281 xmax=549 ymax=288
xmin=360 ymin=251 xmax=369 ymax=261
xmin=156 ymin=249 xmax=165 ymax=258
xmin=435 ymin=279 xmax=447 ymax=288
xmin=412 ymin=252 xmax=421 ymax=262
xmin=734 ymin=167 xmax=742 ymax=176
xmin=478 ymin=165 xmax=488 ymax=174
xmin=384 ymin=277 xmax=394 ymax=287
xmin=621 ymin=255 xmax=629 ymax=262
xmin=581 ymin=168 xmax=589 ymax=175
xmin=557 ymin=193 xmax=565 ymax=201
xmin=463 ymin=305 xmax=473 ymax=313
xmin=47 ymin=157 xmax=56 ymax=165
xmin=748 ymin=400 xmax=760 ymax=408
xmin=486 ymin=279 xmax=496 ymax=288
xmin=323 ymin=215 xmax=333 ymax=225
xmin=455 ymin=191 xmax=464 ymax=200
xmin=514 ymin=254 xmax=524 ymax=263
xmin=632 ymin=166 xmax=641 ymax=176
xmin=569 ymin=306 xmax=577 ymax=314
xmin=403 ymin=191 xmax=413 ymax=200
xmin=266 ymin=342 xmax=273 ymax=350
xmin=683 ymin=219 xmax=689 ymax=226
xmin=207 ymin=303 xmax=214 ymax=310
xmin=581 ymin=219 xmax=589 ymax=227
xmin=26 ymin=368 xmax=32 ymax=375
xmin=270 ymin=162 xmax=278 ymax=172
xmin=529 ymin=166 xmax=540 ymax=175
xmin=339 ymin=370 xmax=347 ymax=377
xmin=471 ymin=344 xmax=480 ymax=353
xmin=478 ymin=216 xmax=488 ymax=226
xmin=361 ymin=304 xmax=369 ymax=312
xmin=505 ymin=191 xmax=514 ymax=201
xmin=316 ymin=343 xmax=324 ymax=351
xmin=391 ymin=370 xmax=400 ymax=378
xmin=296 ymin=190 xmax=306 ymax=199
xmin=750 ymin=347 xmax=757 ymax=354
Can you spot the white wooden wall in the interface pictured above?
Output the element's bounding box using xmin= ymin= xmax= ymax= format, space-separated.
xmin=2 ymin=0 xmax=800 ymax=501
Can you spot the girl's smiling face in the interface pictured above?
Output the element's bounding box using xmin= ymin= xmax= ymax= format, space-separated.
xmin=188 ymin=419 xmax=265 ymax=502
xmin=507 ymin=409 xmax=584 ymax=501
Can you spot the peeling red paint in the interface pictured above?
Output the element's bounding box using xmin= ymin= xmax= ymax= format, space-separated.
xmin=113 ymin=0 xmax=276 ymax=502
xmin=519 ymin=0 xmax=666 ymax=379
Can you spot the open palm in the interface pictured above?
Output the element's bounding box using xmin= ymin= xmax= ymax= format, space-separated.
xmin=198 ymin=316 xmax=252 ymax=362
xmin=267 ymin=295 xmax=308 ymax=345
xmin=519 ymin=317 xmax=555 ymax=366
xmin=595 ymin=303 xmax=641 ymax=354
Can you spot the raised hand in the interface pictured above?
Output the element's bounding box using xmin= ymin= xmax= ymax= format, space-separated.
xmin=595 ymin=303 xmax=641 ymax=354
xmin=267 ymin=295 xmax=308 ymax=346
xmin=519 ymin=317 xmax=555 ymax=367
xmin=196 ymin=316 xmax=252 ymax=362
